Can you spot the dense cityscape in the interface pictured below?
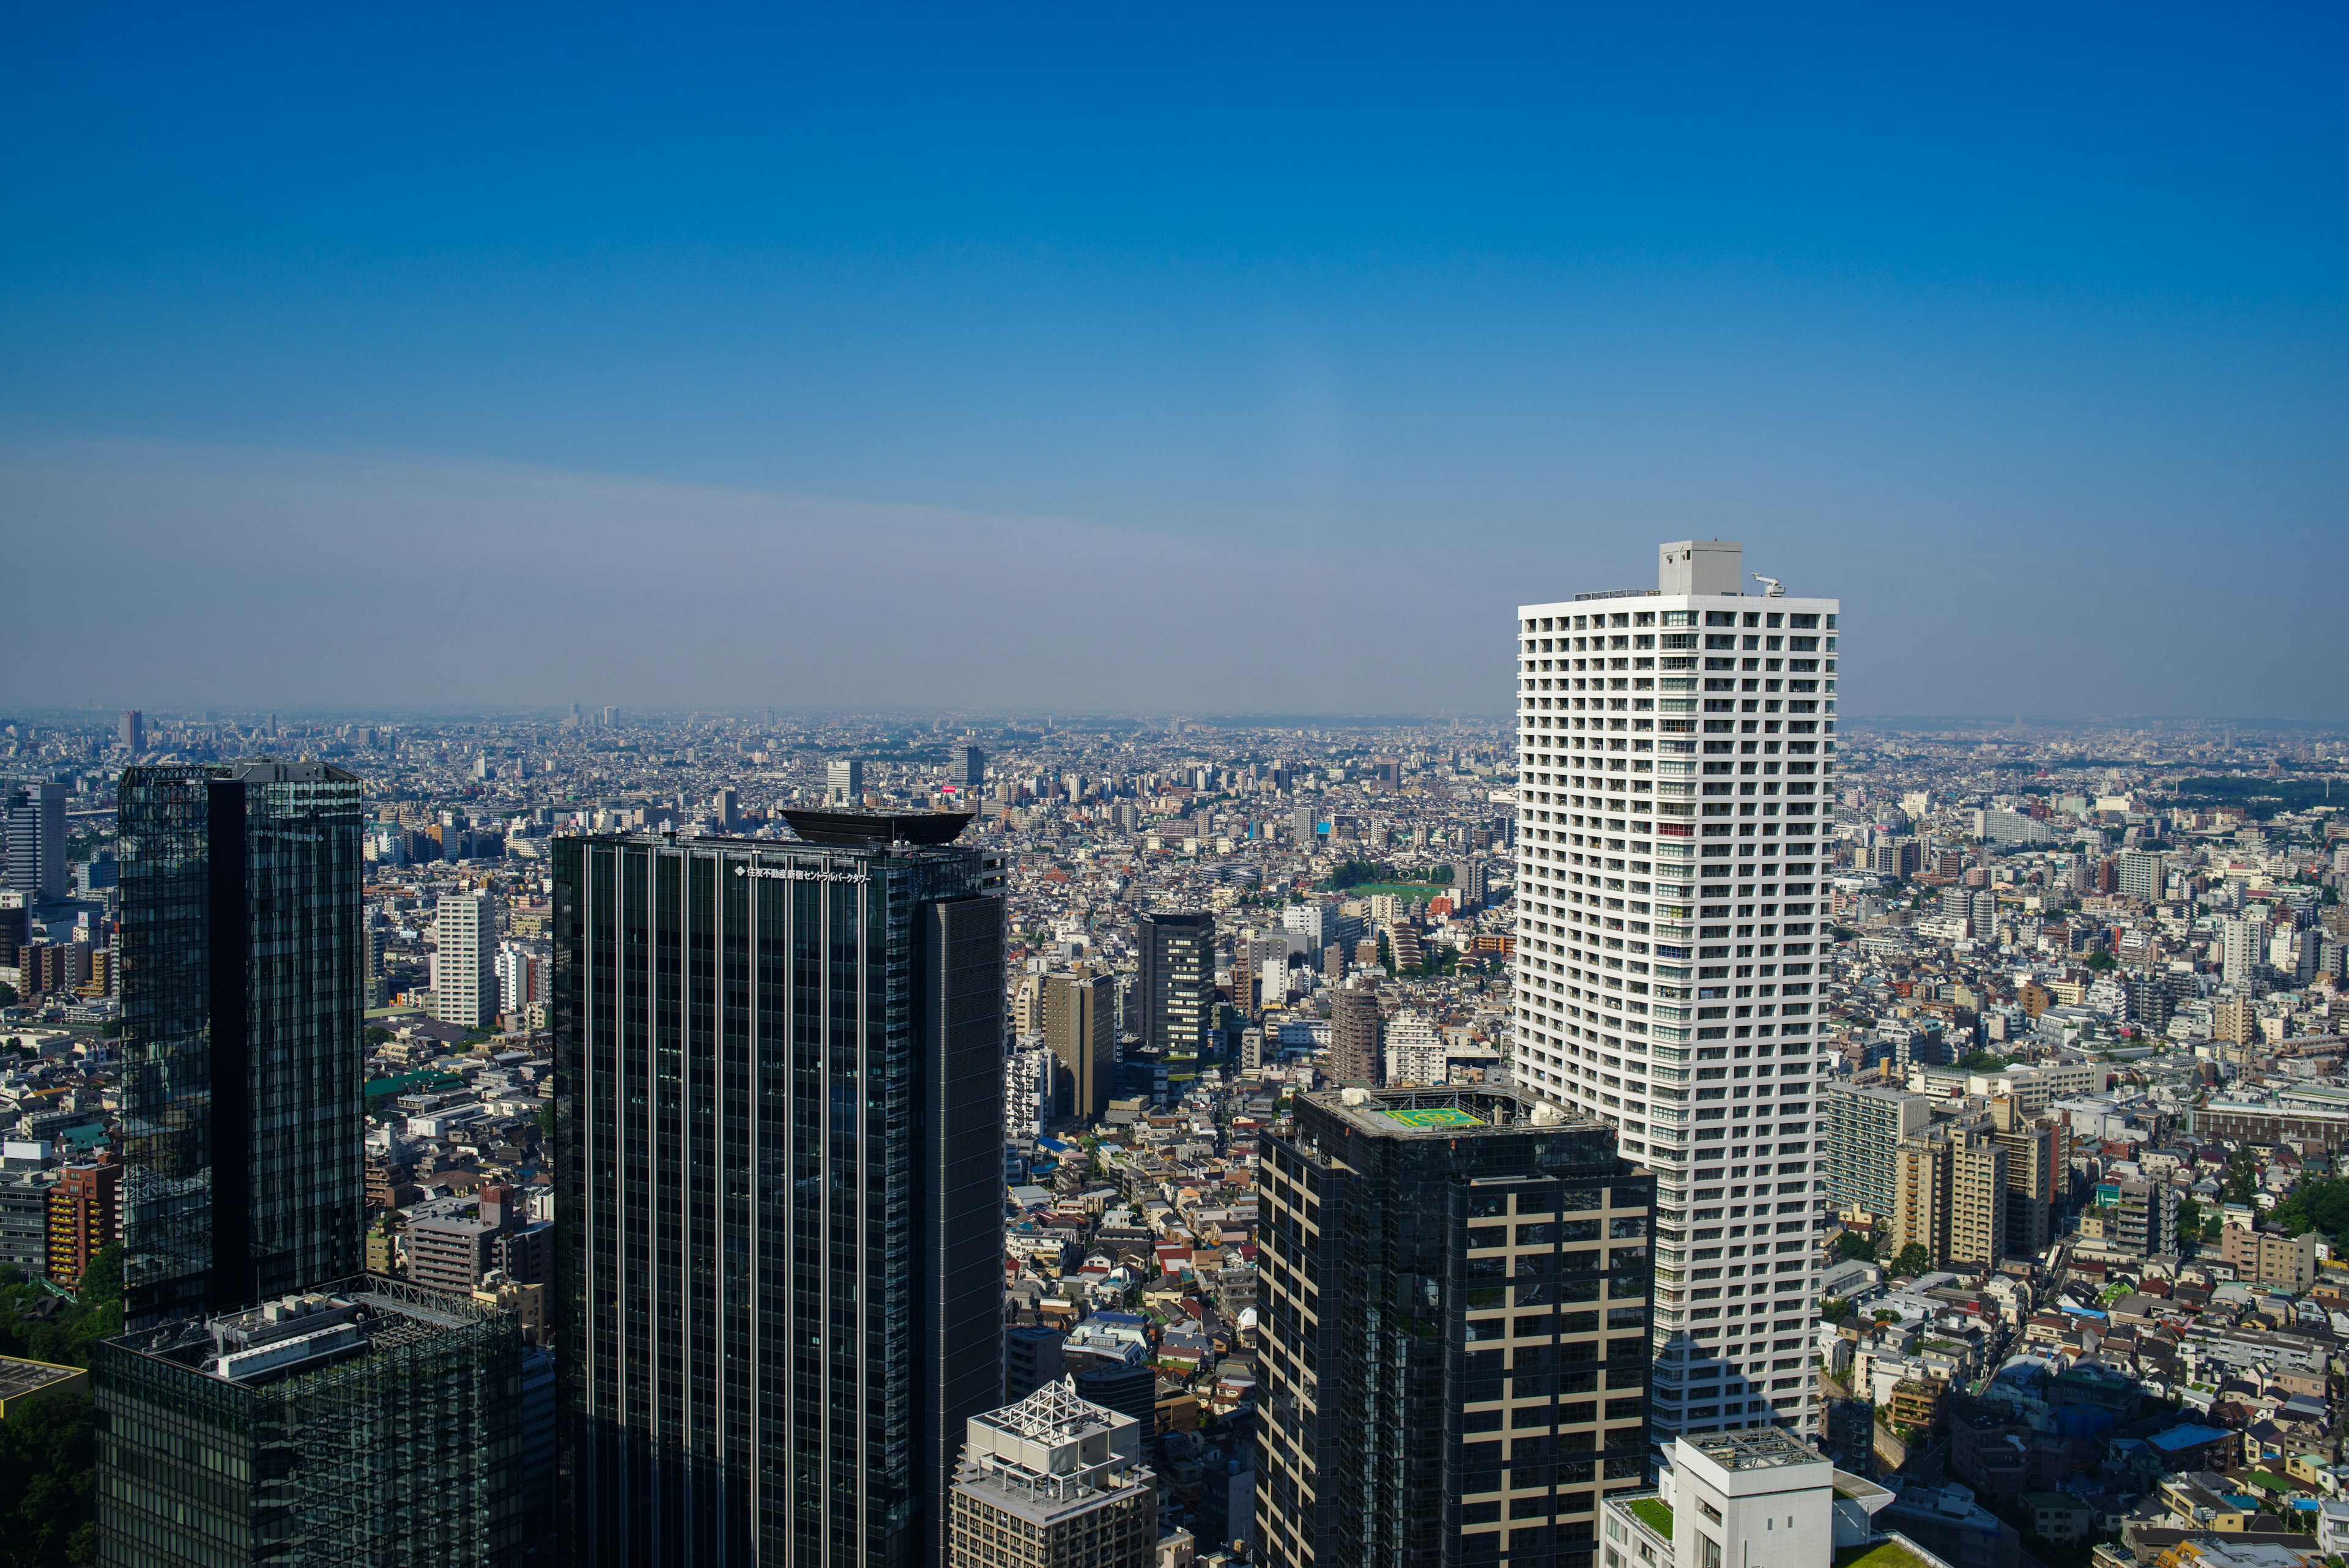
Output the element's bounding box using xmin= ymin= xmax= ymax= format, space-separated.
xmin=0 ymin=542 xmax=2345 ymax=1567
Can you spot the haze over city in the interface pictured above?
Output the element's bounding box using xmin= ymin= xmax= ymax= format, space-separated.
xmin=7 ymin=13 xmax=2349 ymax=1568
xmin=5 ymin=7 xmax=2347 ymax=718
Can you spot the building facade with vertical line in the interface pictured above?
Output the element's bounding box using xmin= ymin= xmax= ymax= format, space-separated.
xmin=1511 ymin=540 xmax=1835 ymax=1443
xmin=1134 ymin=911 xmax=1214 ymax=1053
xmin=1822 ymin=1084 xmax=1928 ymax=1222
xmin=114 ymin=760 xmax=368 ymax=1326
xmin=1256 ymin=1086 xmax=1652 ymax=1568
xmin=554 ymin=810 xmax=1003 ymax=1567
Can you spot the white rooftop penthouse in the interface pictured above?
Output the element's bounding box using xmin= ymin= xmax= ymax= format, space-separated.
xmin=1601 ymin=1429 xmax=1901 ymax=1568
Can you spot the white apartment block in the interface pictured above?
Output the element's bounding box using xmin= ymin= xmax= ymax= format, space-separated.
xmin=1513 ymin=538 xmax=1836 ymax=1441
xmin=432 ymin=893 xmax=498 ymax=1030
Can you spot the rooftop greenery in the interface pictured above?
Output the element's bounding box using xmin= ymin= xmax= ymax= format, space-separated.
xmin=1836 ymin=1541 xmax=1937 ymax=1568
xmin=1626 ymin=1498 xmax=1674 ymax=1540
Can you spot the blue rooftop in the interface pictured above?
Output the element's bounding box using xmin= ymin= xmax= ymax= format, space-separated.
xmin=2147 ymin=1424 xmax=2232 ymax=1453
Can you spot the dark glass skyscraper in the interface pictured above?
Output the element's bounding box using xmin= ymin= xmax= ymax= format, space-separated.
xmin=115 ymin=760 xmax=368 ymax=1326
xmin=1134 ymin=910 xmax=1214 ymax=1053
xmin=1256 ymin=1087 xmax=1654 ymax=1568
xmin=95 ymin=1276 xmax=524 ymax=1567
xmin=554 ymin=811 xmax=1003 ymax=1567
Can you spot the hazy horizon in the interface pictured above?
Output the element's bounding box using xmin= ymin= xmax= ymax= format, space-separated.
xmin=6 ymin=10 xmax=2345 ymax=719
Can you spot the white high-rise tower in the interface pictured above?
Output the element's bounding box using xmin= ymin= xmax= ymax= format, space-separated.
xmin=1512 ymin=539 xmax=1838 ymax=1442
xmin=432 ymin=892 xmax=499 ymax=1030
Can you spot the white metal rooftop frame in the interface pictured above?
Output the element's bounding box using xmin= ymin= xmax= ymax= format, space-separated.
xmin=976 ymin=1378 xmax=1120 ymax=1455
xmin=1685 ymin=1428 xmax=1822 ymax=1470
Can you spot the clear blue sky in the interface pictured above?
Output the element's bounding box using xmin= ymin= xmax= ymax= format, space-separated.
xmin=4 ymin=5 xmax=2345 ymax=717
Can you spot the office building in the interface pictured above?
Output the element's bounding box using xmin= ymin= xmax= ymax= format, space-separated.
xmin=2 ymin=782 xmax=68 ymax=902
xmin=946 ymin=1380 xmax=1157 ymax=1568
xmin=1822 ymin=1083 xmax=1928 ymax=1221
xmin=119 ymin=710 xmax=144 ymax=754
xmin=2123 ymin=973 xmax=2173 ymax=1035
xmin=554 ymin=809 xmax=1003 ymax=1567
xmin=1134 ymin=910 xmax=1214 ymax=1054
xmin=1004 ymin=1323 xmax=1067 ymax=1404
xmin=0 ymin=1175 xmax=50 ymax=1279
xmin=1324 ymin=978 xmax=1383 ymax=1087
xmin=2116 ymin=849 xmax=2164 ymax=905
xmin=94 ymin=1277 xmax=524 ymax=1566
xmin=1511 ymin=539 xmax=1831 ymax=1440
xmin=1256 ymin=1086 xmax=1653 ymax=1568
xmin=826 ymin=757 xmax=864 ymax=806
xmin=116 ymin=760 xmax=368 ymax=1326
xmin=48 ymin=1160 xmax=121 ymax=1293
xmin=1988 ymin=1098 xmax=2061 ymax=1258
xmin=958 ymin=745 xmax=986 ymax=790
xmin=433 ymin=893 xmax=498 ymax=1030
xmin=2220 ymin=916 xmax=2265 ymax=987
xmin=1042 ymin=969 xmax=1116 ymax=1120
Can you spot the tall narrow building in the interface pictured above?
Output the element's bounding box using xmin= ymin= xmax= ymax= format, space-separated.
xmin=1041 ymin=968 xmax=1116 ymax=1119
xmin=433 ymin=891 xmax=499 ymax=1030
xmin=1256 ymin=1086 xmax=1653 ymax=1568
xmin=555 ymin=810 xmax=1004 ymax=1567
xmin=1512 ymin=540 xmax=1835 ymax=1441
xmin=1324 ymin=978 xmax=1383 ymax=1087
xmin=1988 ymin=1096 xmax=2061 ymax=1259
xmin=1134 ymin=910 xmax=1214 ymax=1054
xmin=2 ymin=781 xmax=69 ymax=902
xmin=115 ymin=760 xmax=368 ymax=1326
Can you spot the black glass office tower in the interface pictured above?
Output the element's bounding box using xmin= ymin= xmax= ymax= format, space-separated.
xmin=94 ymin=1276 xmax=524 ymax=1567
xmin=554 ymin=811 xmax=1003 ymax=1567
xmin=1134 ymin=910 xmax=1214 ymax=1053
xmin=115 ymin=761 xmax=368 ymax=1326
xmin=1256 ymin=1087 xmax=1654 ymax=1568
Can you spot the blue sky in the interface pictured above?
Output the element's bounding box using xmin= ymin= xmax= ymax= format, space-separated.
xmin=4 ymin=5 xmax=2344 ymax=716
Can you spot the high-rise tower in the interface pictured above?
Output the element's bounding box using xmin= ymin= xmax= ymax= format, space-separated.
xmin=1134 ymin=910 xmax=1214 ymax=1055
xmin=2 ymin=781 xmax=69 ymax=902
xmin=114 ymin=761 xmax=368 ymax=1326
xmin=554 ymin=809 xmax=1003 ymax=1567
xmin=432 ymin=892 xmax=498 ymax=1030
xmin=1255 ymin=1085 xmax=1653 ymax=1567
xmin=1511 ymin=540 xmax=1835 ymax=1442
xmin=1041 ymin=968 xmax=1116 ymax=1120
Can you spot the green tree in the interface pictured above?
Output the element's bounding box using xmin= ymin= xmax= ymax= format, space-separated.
xmin=1821 ymin=1297 xmax=1856 ymax=1325
xmin=2086 ymin=948 xmax=2117 ymax=972
xmin=1891 ymin=1242 xmax=1934 ymax=1278
xmin=1835 ymin=1230 xmax=1878 ymax=1263
xmin=2224 ymin=1148 xmax=2261 ymax=1208
xmin=2271 ymin=1176 xmax=2349 ymax=1240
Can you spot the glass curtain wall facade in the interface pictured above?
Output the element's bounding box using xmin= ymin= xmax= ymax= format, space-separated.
xmin=93 ymin=1274 xmax=524 ymax=1568
xmin=116 ymin=762 xmax=367 ymax=1327
xmin=554 ymin=827 xmax=1003 ymax=1568
xmin=1256 ymin=1087 xmax=1654 ymax=1568
xmin=1134 ymin=911 xmax=1213 ymax=1053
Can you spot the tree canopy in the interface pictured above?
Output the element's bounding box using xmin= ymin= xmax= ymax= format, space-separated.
xmin=2271 ymin=1177 xmax=2349 ymax=1240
